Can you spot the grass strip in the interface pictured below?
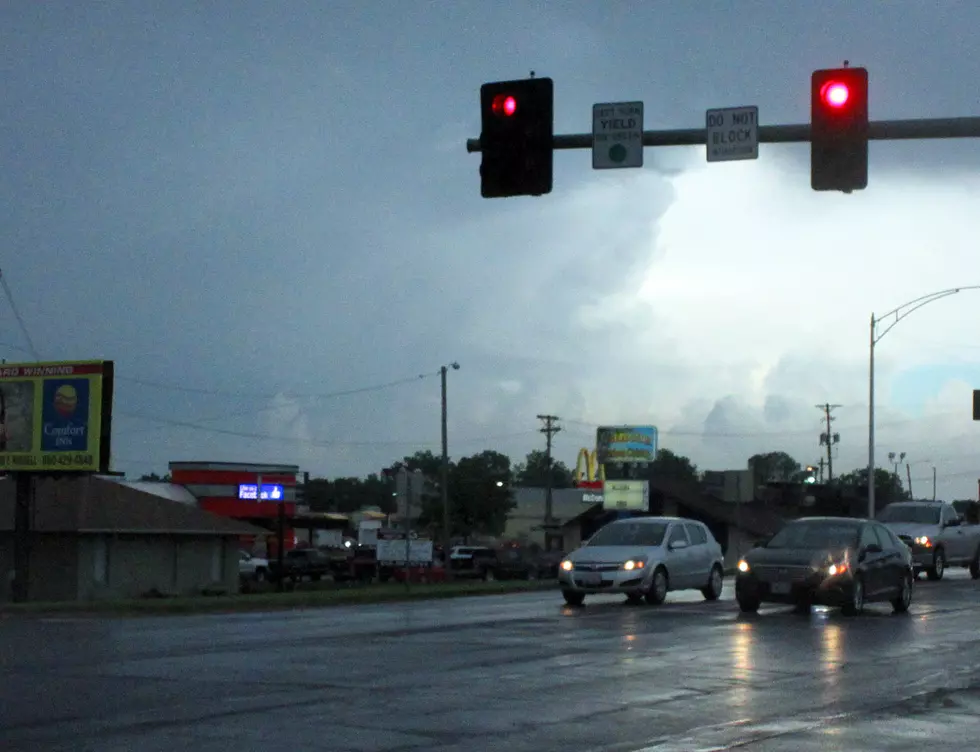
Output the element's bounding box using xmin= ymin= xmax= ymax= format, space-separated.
xmin=0 ymin=579 xmax=559 ymax=617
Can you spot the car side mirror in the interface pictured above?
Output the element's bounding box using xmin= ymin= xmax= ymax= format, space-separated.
xmin=860 ymin=543 xmax=883 ymax=560
xmin=668 ymin=540 xmax=689 ymax=551
xmin=752 ymin=539 xmax=768 ymax=549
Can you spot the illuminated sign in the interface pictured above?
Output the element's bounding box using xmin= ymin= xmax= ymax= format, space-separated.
xmin=238 ymin=483 xmax=285 ymax=501
xmin=596 ymin=425 xmax=658 ymax=464
xmin=603 ymin=480 xmax=649 ymax=511
xmin=574 ymin=448 xmax=605 ymax=486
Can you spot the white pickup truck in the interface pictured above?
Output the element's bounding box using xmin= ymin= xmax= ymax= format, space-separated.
xmin=238 ymin=550 xmax=269 ymax=582
xmin=878 ymin=500 xmax=980 ymax=581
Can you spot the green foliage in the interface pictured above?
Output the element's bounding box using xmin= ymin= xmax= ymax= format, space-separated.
xmin=512 ymin=449 xmax=574 ymax=488
xmin=836 ymin=467 xmax=910 ymax=503
xmin=421 ymin=449 xmax=515 ymax=537
xmin=748 ymin=451 xmax=802 ymax=485
xmin=650 ymin=448 xmax=699 ymax=483
xmin=137 ymin=472 xmax=172 ymax=482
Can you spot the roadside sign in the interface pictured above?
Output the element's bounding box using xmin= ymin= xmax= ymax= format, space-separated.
xmin=592 ymin=101 xmax=643 ymax=169
xmin=706 ymin=106 xmax=759 ymax=162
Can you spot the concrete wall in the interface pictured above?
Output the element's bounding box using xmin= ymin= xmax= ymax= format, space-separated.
xmin=0 ymin=534 xmax=240 ymax=603
xmin=75 ymin=535 xmax=237 ymax=600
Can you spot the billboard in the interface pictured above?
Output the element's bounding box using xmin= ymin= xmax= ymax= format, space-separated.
xmin=596 ymin=425 xmax=658 ymax=464
xmin=0 ymin=360 xmax=114 ymax=473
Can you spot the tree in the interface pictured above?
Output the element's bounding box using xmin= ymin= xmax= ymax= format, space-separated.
xmin=836 ymin=467 xmax=910 ymax=505
xmin=419 ymin=449 xmax=515 ymax=537
xmin=748 ymin=451 xmax=802 ymax=486
xmin=138 ymin=472 xmax=171 ymax=482
xmin=650 ymin=448 xmax=699 ymax=484
xmin=304 ymin=474 xmax=397 ymax=515
xmin=513 ymin=449 xmax=574 ymax=488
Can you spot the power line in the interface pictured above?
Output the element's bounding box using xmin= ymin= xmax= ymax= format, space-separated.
xmin=0 ymin=270 xmax=40 ymax=361
xmin=110 ymin=411 xmax=538 ymax=448
xmin=559 ymin=412 xmax=960 ymax=439
xmin=113 ymin=370 xmax=440 ymax=400
xmin=111 ymin=371 xmax=442 ymax=437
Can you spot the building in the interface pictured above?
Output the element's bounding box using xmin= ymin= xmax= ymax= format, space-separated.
xmin=0 ymin=475 xmax=263 ymax=604
xmin=507 ymin=479 xmax=785 ymax=568
xmin=168 ymin=461 xmax=301 ymax=556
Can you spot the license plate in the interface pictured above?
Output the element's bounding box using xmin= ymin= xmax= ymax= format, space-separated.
xmin=581 ymin=573 xmax=602 ymax=586
xmin=771 ymin=582 xmax=791 ymax=595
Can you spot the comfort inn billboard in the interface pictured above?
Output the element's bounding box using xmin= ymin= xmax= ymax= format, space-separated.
xmin=0 ymin=360 xmax=114 ymax=472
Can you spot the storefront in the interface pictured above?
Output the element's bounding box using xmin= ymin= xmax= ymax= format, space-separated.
xmin=169 ymin=461 xmax=301 ymax=555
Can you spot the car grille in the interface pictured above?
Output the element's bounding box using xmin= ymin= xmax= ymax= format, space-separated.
xmin=752 ymin=564 xmax=813 ymax=583
xmin=573 ymin=563 xmax=620 ymax=572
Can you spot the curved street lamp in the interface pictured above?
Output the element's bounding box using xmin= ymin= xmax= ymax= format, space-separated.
xmin=868 ymin=286 xmax=980 ymax=518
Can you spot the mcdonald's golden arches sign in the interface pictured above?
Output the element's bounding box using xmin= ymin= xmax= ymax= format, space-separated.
xmin=574 ymin=448 xmax=605 ymax=485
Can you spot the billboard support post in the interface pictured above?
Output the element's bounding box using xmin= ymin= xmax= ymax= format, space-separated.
xmin=11 ymin=472 xmax=32 ymax=603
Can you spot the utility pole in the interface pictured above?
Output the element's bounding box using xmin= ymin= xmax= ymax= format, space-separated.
xmin=537 ymin=414 xmax=560 ymax=550
xmin=440 ymin=362 xmax=459 ymax=576
xmin=816 ymin=403 xmax=842 ymax=482
xmin=817 ymin=457 xmax=826 ymax=483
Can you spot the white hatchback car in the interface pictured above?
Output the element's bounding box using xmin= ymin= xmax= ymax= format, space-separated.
xmin=558 ymin=516 xmax=725 ymax=606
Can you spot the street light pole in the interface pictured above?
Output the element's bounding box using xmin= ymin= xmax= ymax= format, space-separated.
xmin=868 ymin=286 xmax=980 ymax=519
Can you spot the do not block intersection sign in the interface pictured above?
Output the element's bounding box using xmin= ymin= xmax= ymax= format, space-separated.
xmin=706 ymin=106 xmax=759 ymax=162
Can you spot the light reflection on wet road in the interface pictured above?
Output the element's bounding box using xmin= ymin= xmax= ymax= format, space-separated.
xmin=2 ymin=571 xmax=980 ymax=751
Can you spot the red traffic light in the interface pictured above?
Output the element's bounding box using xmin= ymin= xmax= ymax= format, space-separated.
xmin=820 ymin=81 xmax=850 ymax=109
xmin=491 ymin=94 xmax=518 ymax=117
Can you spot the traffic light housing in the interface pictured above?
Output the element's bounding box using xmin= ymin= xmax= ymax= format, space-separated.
xmin=811 ymin=67 xmax=869 ymax=192
xmin=480 ymin=77 xmax=554 ymax=198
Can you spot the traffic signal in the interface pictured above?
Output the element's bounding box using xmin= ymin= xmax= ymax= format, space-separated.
xmin=480 ymin=77 xmax=554 ymax=198
xmin=811 ymin=67 xmax=869 ymax=192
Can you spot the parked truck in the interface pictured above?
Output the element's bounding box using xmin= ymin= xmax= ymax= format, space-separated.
xmin=878 ymin=500 xmax=980 ymax=580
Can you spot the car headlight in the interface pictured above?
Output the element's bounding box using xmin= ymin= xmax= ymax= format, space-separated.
xmin=914 ymin=536 xmax=932 ymax=547
xmin=737 ymin=559 xmax=750 ymax=573
xmin=622 ymin=559 xmax=645 ymax=571
xmin=827 ymin=562 xmax=849 ymax=576
xmin=560 ymin=560 xmax=573 ymax=572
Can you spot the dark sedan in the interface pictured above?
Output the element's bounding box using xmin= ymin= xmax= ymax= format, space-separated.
xmin=735 ymin=516 xmax=913 ymax=616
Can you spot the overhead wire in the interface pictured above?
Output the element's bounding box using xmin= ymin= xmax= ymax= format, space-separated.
xmin=0 ymin=272 xmax=40 ymax=361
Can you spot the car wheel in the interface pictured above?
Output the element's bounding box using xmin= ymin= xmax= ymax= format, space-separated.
xmin=645 ymin=567 xmax=668 ymax=605
xmin=892 ymin=572 xmax=913 ymax=613
xmin=526 ymin=568 xmax=537 ymax=581
xmin=483 ymin=569 xmax=495 ymax=582
xmin=970 ymin=550 xmax=980 ymax=580
xmin=737 ymin=595 xmax=760 ymax=613
xmin=701 ymin=565 xmax=724 ymax=601
xmin=254 ymin=568 xmax=267 ymax=582
xmin=841 ymin=576 xmax=865 ymax=616
xmin=927 ymin=549 xmax=946 ymax=581
xmin=562 ymin=590 xmax=585 ymax=607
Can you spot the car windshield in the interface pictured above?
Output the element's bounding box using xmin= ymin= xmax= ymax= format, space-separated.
xmin=765 ymin=521 xmax=860 ymax=550
xmin=877 ymin=505 xmax=941 ymax=525
xmin=588 ymin=522 xmax=667 ymax=547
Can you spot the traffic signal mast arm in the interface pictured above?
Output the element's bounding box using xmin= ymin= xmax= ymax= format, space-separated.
xmin=467 ymin=115 xmax=980 ymax=153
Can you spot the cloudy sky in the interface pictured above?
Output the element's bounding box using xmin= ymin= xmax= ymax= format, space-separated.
xmin=3 ymin=1 xmax=980 ymax=499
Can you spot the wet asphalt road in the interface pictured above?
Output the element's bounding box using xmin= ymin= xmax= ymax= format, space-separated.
xmin=3 ymin=572 xmax=980 ymax=751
